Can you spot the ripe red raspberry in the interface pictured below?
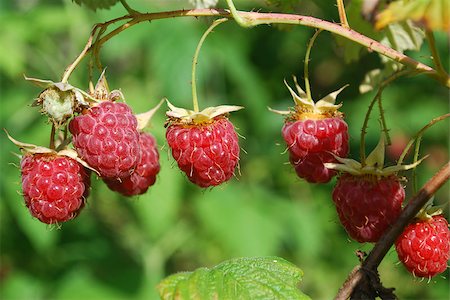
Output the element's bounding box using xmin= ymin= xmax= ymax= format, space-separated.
xmin=332 ymin=174 xmax=404 ymax=242
xmin=20 ymin=153 xmax=90 ymax=224
xmin=104 ymin=132 xmax=160 ymax=196
xmin=166 ymin=117 xmax=239 ymax=188
xmin=395 ymin=215 xmax=450 ymax=278
xmin=282 ymin=117 xmax=348 ymax=183
xmin=69 ymin=101 xmax=141 ymax=179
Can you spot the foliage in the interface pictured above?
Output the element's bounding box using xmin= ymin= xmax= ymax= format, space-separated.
xmin=72 ymin=0 xmax=120 ymax=11
xmin=0 ymin=0 xmax=449 ymax=299
xmin=376 ymin=0 xmax=450 ymax=32
xmin=158 ymin=257 xmax=310 ymax=299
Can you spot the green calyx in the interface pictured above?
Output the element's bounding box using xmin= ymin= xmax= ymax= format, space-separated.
xmin=325 ymin=135 xmax=426 ymax=177
xmin=165 ymin=100 xmax=243 ymax=125
xmin=5 ymin=129 xmax=97 ymax=174
xmin=269 ymin=76 xmax=348 ymax=120
xmin=414 ymin=201 xmax=443 ymax=222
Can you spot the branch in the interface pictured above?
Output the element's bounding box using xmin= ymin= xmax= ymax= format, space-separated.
xmin=335 ymin=161 xmax=450 ymax=300
xmin=62 ymin=8 xmax=449 ymax=87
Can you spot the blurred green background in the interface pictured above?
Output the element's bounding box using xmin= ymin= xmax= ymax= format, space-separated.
xmin=0 ymin=1 xmax=449 ymax=299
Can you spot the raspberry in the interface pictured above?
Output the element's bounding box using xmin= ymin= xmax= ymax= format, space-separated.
xmin=332 ymin=174 xmax=404 ymax=242
xmin=166 ymin=117 xmax=239 ymax=188
xmin=395 ymin=215 xmax=450 ymax=278
xmin=282 ymin=117 xmax=348 ymax=183
xmin=104 ymin=132 xmax=160 ymax=196
xmin=69 ymin=101 xmax=141 ymax=179
xmin=20 ymin=153 xmax=90 ymax=224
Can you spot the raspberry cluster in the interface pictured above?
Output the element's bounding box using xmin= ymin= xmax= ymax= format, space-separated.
xmin=70 ymin=101 xmax=161 ymax=198
xmin=13 ymin=65 xmax=450 ymax=285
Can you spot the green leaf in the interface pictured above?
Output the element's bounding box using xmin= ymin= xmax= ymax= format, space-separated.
xmin=376 ymin=0 xmax=450 ymax=32
xmin=72 ymin=0 xmax=120 ymax=11
xmin=380 ymin=21 xmax=425 ymax=63
xmin=359 ymin=20 xmax=424 ymax=93
xmin=157 ymin=257 xmax=311 ymax=300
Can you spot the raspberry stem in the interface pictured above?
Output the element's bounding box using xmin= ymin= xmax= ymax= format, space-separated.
xmin=412 ymin=135 xmax=422 ymax=192
xmin=425 ymin=29 xmax=448 ymax=78
xmin=397 ymin=113 xmax=450 ymax=165
xmin=303 ymin=29 xmax=323 ymax=103
xmin=49 ymin=124 xmax=56 ymax=150
xmin=61 ymin=9 xmax=448 ymax=87
xmin=191 ymin=18 xmax=228 ymax=112
xmin=336 ymin=0 xmax=349 ymax=29
xmin=360 ymin=69 xmax=412 ymax=165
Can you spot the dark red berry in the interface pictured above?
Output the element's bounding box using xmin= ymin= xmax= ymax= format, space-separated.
xmin=166 ymin=117 xmax=239 ymax=188
xmin=21 ymin=153 xmax=90 ymax=224
xmin=332 ymin=174 xmax=404 ymax=242
xmin=104 ymin=132 xmax=160 ymax=196
xmin=395 ymin=215 xmax=450 ymax=278
xmin=69 ymin=101 xmax=141 ymax=179
xmin=282 ymin=117 xmax=348 ymax=183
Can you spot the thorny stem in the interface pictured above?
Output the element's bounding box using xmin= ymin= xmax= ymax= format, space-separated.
xmin=377 ymin=94 xmax=390 ymax=145
xmin=425 ymin=30 xmax=448 ymax=77
xmin=359 ymin=69 xmax=413 ymax=165
xmin=397 ymin=113 xmax=450 ymax=165
xmin=412 ymin=135 xmax=422 ymax=193
xmin=61 ymin=16 xmax=133 ymax=83
xmin=191 ymin=18 xmax=228 ymax=112
xmin=61 ymin=9 xmax=449 ymax=87
xmin=225 ymin=0 xmax=251 ymax=28
xmin=119 ymin=0 xmax=139 ymax=15
xmin=304 ymin=29 xmax=323 ymax=102
xmin=335 ymin=161 xmax=450 ymax=300
xmin=61 ymin=27 xmax=97 ymax=83
xmin=336 ymin=0 xmax=349 ymax=28
xmin=49 ymin=124 xmax=56 ymax=150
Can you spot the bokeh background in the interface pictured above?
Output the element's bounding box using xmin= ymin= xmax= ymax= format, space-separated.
xmin=1 ymin=0 xmax=449 ymax=299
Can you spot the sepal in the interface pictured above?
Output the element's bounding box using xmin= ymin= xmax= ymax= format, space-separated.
xmin=325 ymin=135 xmax=427 ymax=176
xmin=5 ymin=129 xmax=99 ymax=174
xmin=25 ymin=75 xmax=97 ymax=105
xmin=165 ymin=100 xmax=243 ymax=124
xmin=277 ymin=76 xmax=347 ymax=117
xmin=136 ymin=99 xmax=164 ymax=130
